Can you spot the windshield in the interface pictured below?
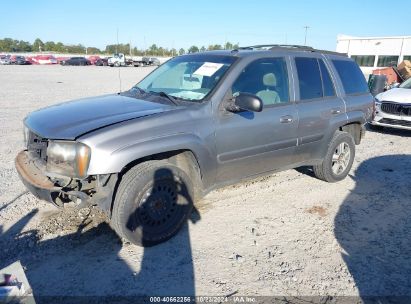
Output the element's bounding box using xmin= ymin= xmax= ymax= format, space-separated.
xmin=399 ymin=77 xmax=411 ymax=89
xmin=135 ymin=54 xmax=236 ymax=102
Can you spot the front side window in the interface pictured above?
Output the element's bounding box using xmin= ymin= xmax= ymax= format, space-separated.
xmin=137 ymin=55 xmax=236 ymax=101
xmin=231 ymin=57 xmax=290 ymax=106
xmin=332 ymin=59 xmax=369 ymax=95
xmin=377 ymin=55 xmax=399 ymax=67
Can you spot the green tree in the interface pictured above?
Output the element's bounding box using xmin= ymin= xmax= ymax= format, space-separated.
xmin=86 ymin=47 xmax=101 ymax=54
xmin=33 ymin=38 xmax=44 ymax=52
xmin=169 ymin=48 xmax=177 ymax=56
xmin=188 ymin=45 xmax=199 ymax=53
xmin=17 ymin=40 xmax=32 ymax=52
xmin=54 ymin=42 xmax=65 ymax=53
xmin=44 ymin=41 xmax=56 ymax=51
xmin=178 ymin=48 xmax=185 ymax=55
xmin=207 ymin=44 xmax=222 ymax=51
xmin=0 ymin=38 xmax=14 ymax=52
xmin=200 ymin=46 xmax=206 ymax=52
xmin=148 ymin=44 xmax=158 ymax=56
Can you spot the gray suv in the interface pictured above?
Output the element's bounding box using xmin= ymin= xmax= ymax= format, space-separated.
xmin=16 ymin=45 xmax=373 ymax=246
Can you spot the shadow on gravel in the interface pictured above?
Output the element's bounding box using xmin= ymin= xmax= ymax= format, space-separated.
xmin=0 ymin=169 xmax=199 ymax=302
xmin=335 ymin=155 xmax=411 ymax=302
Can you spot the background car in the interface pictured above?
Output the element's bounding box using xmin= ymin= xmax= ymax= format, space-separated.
xmin=95 ymin=58 xmax=108 ymax=66
xmin=142 ymin=56 xmax=160 ymax=66
xmin=61 ymin=57 xmax=91 ymax=66
xmin=31 ymin=55 xmax=58 ymax=65
xmin=11 ymin=55 xmax=31 ymax=65
xmin=56 ymin=56 xmax=70 ymax=65
xmin=0 ymin=55 xmax=11 ymax=65
xmin=87 ymin=55 xmax=101 ymax=65
xmin=372 ymin=77 xmax=411 ymax=130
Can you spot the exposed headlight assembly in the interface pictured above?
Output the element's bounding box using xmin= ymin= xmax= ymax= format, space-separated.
xmin=46 ymin=141 xmax=91 ymax=178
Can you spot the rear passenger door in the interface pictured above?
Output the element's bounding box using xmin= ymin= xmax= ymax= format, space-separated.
xmin=291 ymin=55 xmax=346 ymax=163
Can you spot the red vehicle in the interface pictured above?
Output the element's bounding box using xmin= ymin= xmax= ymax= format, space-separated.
xmin=55 ymin=56 xmax=71 ymax=65
xmin=30 ymin=55 xmax=58 ymax=65
xmin=87 ymin=55 xmax=101 ymax=65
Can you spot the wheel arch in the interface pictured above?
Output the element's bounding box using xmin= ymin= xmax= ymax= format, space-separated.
xmin=339 ymin=122 xmax=364 ymax=145
xmin=108 ymin=148 xmax=205 ymax=217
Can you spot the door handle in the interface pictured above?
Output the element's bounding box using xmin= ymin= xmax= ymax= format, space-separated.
xmin=280 ymin=115 xmax=294 ymax=123
xmin=331 ymin=108 xmax=341 ymax=115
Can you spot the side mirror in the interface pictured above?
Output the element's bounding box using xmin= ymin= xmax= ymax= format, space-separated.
xmin=228 ymin=93 xmax=263 ymax=112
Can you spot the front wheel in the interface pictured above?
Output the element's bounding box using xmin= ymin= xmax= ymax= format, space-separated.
xmin=111 ymin=160 xmax=194 ymax=246
xmin=313 ymin=131 xmax=355 ymax=183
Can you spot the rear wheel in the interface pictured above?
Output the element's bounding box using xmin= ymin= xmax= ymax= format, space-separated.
xmin=313 ymin=131 xmax=355 ymax=183
xmin=111 ymin=160 xmax=194 ymax=246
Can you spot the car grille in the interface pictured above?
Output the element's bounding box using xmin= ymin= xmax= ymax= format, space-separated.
xmin=27 ymin=131 xmax=48 ymax=163
xmin=381 ymin=102 xmax=411 ymax=116
xmin=379 ymin=118 xmax=411 ymax=127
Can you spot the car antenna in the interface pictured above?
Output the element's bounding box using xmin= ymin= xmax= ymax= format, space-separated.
xmin=117 ymin=27 xmax=122 ymax=94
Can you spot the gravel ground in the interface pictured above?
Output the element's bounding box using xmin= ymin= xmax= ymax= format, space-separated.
xmin=1 ymin=65 xmax=411 ymax=301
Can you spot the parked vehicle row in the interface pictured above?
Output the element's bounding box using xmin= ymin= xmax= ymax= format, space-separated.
xmin=108 ymin=53 xmax=161 ymax=67
xmin=0 ymin=55 xmax=31 ymax=65
xmin=1 ymin=53 xmax=162 ymax=67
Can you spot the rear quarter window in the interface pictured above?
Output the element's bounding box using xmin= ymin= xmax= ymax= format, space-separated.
xmin=332 ymin=60 xmax=369 ymax=95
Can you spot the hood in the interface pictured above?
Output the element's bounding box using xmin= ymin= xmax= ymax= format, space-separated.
xmin=376 ymin=88 xmax=411 ymax=104
xmin=25 ymin=94 xmax=174 ymax=140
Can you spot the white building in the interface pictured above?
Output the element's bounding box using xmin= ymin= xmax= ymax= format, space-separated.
xmin=336 ymin=34 xmax=411 ymax=76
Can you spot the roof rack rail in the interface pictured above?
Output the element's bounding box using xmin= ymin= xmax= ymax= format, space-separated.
xmin=234 ymin=44 xmax=346 ymax=56
xmin=237 ymin=44 xmax=314 ymax=50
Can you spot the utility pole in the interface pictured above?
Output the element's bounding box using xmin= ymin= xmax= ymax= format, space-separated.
xmin=304 ymin=26 xmax=310 ymax=46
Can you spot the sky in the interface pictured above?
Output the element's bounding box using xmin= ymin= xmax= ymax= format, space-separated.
xmin=0 ymin=0 xmax=409 ymax=51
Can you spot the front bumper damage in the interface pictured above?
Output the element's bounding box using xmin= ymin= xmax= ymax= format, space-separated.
xmin=15 ymin=150 xmax=61 ymax=205
xmin=15 ymin=150 xmax=117 ymax=212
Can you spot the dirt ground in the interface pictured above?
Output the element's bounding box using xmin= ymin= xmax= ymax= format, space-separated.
xmin=1 ymin=65 xmax=411 ymax=301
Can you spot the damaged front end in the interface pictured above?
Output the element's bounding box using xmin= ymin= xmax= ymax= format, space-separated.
xmin=15 ymin=130 xmax=117 ymax=214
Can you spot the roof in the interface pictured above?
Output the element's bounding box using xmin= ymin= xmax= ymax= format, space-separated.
xmin=194 ymin=45 xmax=346 ymax=57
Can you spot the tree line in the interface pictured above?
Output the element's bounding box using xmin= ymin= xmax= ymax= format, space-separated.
xmin=0 ymin=38 xmax=239 ymax=56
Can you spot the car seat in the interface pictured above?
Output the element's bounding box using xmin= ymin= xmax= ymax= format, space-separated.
xmin=256 ymin=73 xmax=280 ymax=105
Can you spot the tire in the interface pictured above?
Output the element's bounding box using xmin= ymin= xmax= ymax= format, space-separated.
xmin=313 ymin=131 xmax=355 ymax=183
xmin=111 ymin=160 xmax=194 ymax=246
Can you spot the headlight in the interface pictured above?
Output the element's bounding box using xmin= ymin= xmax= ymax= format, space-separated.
xmin=46 ymin=141 xmax=91 ymax=178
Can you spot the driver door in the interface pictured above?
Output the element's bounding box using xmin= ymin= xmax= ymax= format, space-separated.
xmin=214 ymin=57 xmax=298 ymax=183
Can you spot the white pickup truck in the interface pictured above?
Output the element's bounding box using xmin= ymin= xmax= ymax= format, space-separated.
xmin=108 ymin=53 xmax=160 ymax=67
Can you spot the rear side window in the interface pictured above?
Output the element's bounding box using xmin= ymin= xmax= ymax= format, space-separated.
xmin=295 ymin=57 xmax=322 ymax=100
xmin=332 ymin=60 xmax=369 ymax=95
xmin=319 ymin=60 xmax=336 ymax=97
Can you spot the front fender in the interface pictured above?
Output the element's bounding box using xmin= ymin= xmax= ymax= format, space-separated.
xmin=85 ymin=133 xmax=216 ymax=189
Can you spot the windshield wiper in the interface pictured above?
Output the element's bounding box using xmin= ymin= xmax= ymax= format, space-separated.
xmin=149 ymin=90 xmax=179 ymax=105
